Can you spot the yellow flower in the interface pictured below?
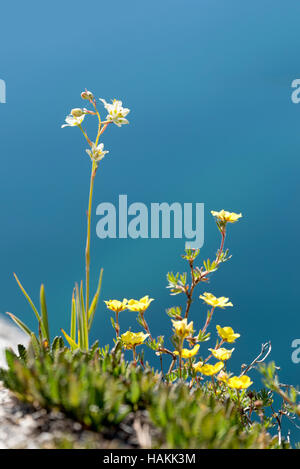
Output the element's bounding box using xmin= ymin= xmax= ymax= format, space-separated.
xmin=174 ymin=344 xmax=200 ymax=359
xmin=227 ymin=375 xmax=253 ymax=390
xmin=193 ymin=361 xmax=224 ymax=376
xmin=104 ymin=298 xmax=128 ymax=313
xmin=193 ymin=360 xmax=203 ymax=370
xmin=127 ymin=295 xmax=154 ymax=313
xmin=216 ymin=325 xmax=240 ymax=343
xmin=199 ymin=292 xmax=233 ymax=309
xmin=121 ymin=331 xmax=149 ymax=349
xmin=216 ymin=370 xmax=229 ymax=383
xmin=211 ymin=210 xmax=242 ymax=223
xmin=208 ymin=347 xmax=234 ymax=361
xmin=172 ymin=318 xmax=194 ymax=339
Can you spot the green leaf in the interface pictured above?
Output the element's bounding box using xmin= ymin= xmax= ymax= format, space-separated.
xmin=13 ymin=273 xmax=40 ymax=322
xmin=30 ymin=332 xmax=41 ymax=356
xmin=80 ymin=281 xmax=88 ymax=350
xmin=197 ymin=329 xmax=211 ymax=342
xmin=75 ymin=283 xmax=84 ymax=350
xmin=51 ymin=336 xmax=64 ymax=353
xmin=6 ymin=312 xmax=32 ymax=336
xmin=110 ymin=316 xmax=116 ymax=329
xmin=70 ymin=290 xmax=76 ymax=342
xmin=61 ymin=328 xmax=79 ymax=351
xmin=88 ymin=268 xmax=103 ymax=330
xmin=129 ymin=376 xmax=140 ymax=404
xmin=5 ymin=349 xmax=17 ymax=368
xmin=40 ymin=284 xmax=50 ymax=343
xmin=17 ymin=344 xmax=27 ymax=362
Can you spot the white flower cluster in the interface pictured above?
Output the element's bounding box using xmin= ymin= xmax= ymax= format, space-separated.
xmin=61 ymin=93 xmax=130 ymax=166
xmin=86 ymin=143 xmax=109 ymax=163
xmin=99 ymin=99 xmax=130 ymax=127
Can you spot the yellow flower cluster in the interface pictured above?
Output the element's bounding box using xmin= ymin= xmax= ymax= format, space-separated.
xmin=211 ymin=210 xmax=242 ymax=224
xmin=121 ymin=331 xmax=149 ymax=349
xmin=216 ymin=325 xmax=240 ymax=343
xmin=174 ymin=344 xmax=200 ymax=359
xmin=200 ymin=292 xmax=233 ymax=309
xmin=194 ymin=361 xmax=224 ymax=376
xmin=104 ymin=298 xmax=128 ymax=313
xmin=104 ymin=295 xmax=154 ymax=314
xmin=104 ymin=295 xmax=154 ymax=348
xmin=127 ymin=296 xmax=154 ymax=313
xmin=227 ymin=375 xmax=253 ymax=390
xmin=208 ymin=347 xmax=234 ymax=361
xmin=102 ymin=208 xmax=252 ymax=394
xmin=172 ymin=318 xmax=194 ymax=339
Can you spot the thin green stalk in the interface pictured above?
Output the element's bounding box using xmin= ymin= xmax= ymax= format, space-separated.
xmin=85 ymin=160 xmax=97 ymax=316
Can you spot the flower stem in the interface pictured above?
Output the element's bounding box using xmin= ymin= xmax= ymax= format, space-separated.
xmin=115 ymin=311 xmax=120 ymax=338
xmin=133 ymin=346 xmax=137 ymax=366
xmin=211 ymin=375 xmax=216 ymax=395
xmin=85 ymin=160 xmax=97 ymax=319
xmin=216 ymin=229 xmax=226 ymax=263
xmin=178 ymin=338 xmax=183 ymax=380
xmin=202 ymin=307 xmax=215 ymax=335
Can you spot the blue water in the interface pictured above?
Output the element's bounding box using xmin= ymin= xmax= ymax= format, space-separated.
xmin=0 ymin=0 xmax=299 ymax=443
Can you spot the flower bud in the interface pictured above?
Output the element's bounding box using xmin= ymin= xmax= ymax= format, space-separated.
xmin=81 ymin=90 xmax=94 ymax=100
xmin=254 ymin=400 xmax=263 ymax=408
xmin=71 ymin=108 xmax=84 ymax=117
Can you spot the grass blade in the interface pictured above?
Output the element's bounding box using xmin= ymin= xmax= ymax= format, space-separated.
xmin=13 ymin=273 xmax=40 ymax=322
xmin=30 ymin=332 xmax=41 ymax=355
xmin=61 ymin=328 xmax=79 ymax=351
xmin=70 ymin=289 xmax=76 ymax=342
xmin=6 ymin=312 xmax=32 ymax=336
xmin=40 ymin=284 xmax=50 ymax=343
xmin=76 ymin=283 xmax=85 ymax=350
xmin=80 ymin=281 xmax=89 ymax=350
xmin=88 ymin=268 xmax=103 ymax=330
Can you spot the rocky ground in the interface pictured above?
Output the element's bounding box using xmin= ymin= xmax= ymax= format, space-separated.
xmin=0 ymin=315 xmax=150 ymax=449
xmin=0 ymin=315 xmax=104 ymax=449
xmin=0 ymin=314 xmax=28 ymax=369
xmin=0 ymin=381 xmax=133 ymax=449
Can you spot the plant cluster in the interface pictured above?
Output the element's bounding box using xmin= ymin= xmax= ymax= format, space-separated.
xmin=1 ymin=90 xmax=299 ymax=448
xmin=0 ymin=340 xmax=283 ymax=449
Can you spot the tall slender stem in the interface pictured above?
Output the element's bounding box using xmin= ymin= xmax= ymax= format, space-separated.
xmin=85 ymin=160 xmax=97 ymax=316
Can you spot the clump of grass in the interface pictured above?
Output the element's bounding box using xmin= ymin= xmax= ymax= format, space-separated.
xmin=0 ymin=339 xmax=284 ymax=449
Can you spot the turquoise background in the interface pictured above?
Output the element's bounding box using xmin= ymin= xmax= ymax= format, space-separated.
xmin=0 ymin=0 xmax=300 ymax=441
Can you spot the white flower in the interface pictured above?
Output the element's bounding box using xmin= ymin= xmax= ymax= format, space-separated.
xmin=99 ymin=98 xmax=130 ymax=127
xmin=86 ymin=143 xmax=109 ymax=163
xmin=61 ymin=114 xmax=85 ymax=128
